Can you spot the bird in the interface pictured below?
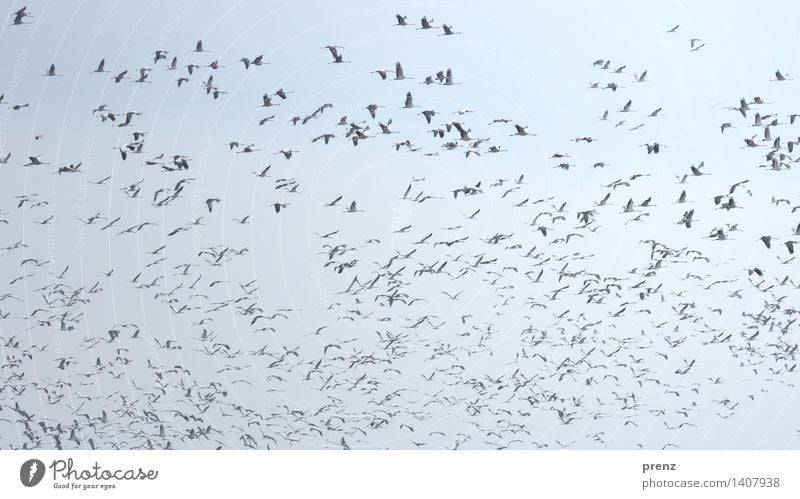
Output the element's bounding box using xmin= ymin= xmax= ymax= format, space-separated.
xmin=312 ymin=134 xmax=335 ymax=144
xmin=205 ymin=198 xmax=221 ymax=213
xmin=690 ymin=39 xmax=705 ymax=51
xmin=194 ymin=40 xmax=209 ymax=53
xmin=419 ymin=16 xmax=437 ymax=29
xmin=11 ymin=6 xmax=33 ymax=25
xmin=372 ymin=69 xmax=393 ymax=80
xmin=366 ymin=104 xmax=384 ymax=119
xmin=420 ymin=110 xmax=436 ymax=124
xmin=402 ymin=92 xmax=418 ymax=109
xmin=440 ymin=24 xmax=461 ymax=36
xmin=275 ymin=150 xmax=298 ymax=160
xmin=325 ymin=195 xmax=343 ymax=207
xmin=394 ymin=14 xmax=412 ymax=26
xmin=274 ymin=88 xmax=293 ymax=100
xmin=511 ymin=124 xmax=534 ymax=137
xmin=260 ymin=94 xmax=278 ymax=108
xmin=773 ymin=70 xmax=792 ymax=81
xmin=344 ymin=201 xmax=362 ymax=213
xmin=154 ymin=50 xmax=169 ymax=63
xmin=22 ymin=155 xmax=49 ymax=167
xmin=641 ymin=142 xmax=665 ymax=154
xmin=647 ymin=107 xmax=662 ymax=118
xmin=92 ymin=59 xmax=108 ymax=73
xmin=44 ymin=64 xmax=62 ymax=77
xmin=324 ymin=45 xmax=348 ymax=63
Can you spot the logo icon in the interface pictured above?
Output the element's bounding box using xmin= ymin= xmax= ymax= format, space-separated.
xmin=20 ymin=459 xmax=45 ymax=487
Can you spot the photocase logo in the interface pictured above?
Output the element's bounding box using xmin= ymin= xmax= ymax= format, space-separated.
xmin=20 ymin=459 xmax=46 ymax=487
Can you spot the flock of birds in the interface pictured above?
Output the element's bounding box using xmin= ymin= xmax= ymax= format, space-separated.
xmin=1 ymin=6 xmax=800 ymax=450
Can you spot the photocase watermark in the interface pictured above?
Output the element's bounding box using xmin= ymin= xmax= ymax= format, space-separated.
xmin=0 ymin=47 xmax=30 ymax=153
xmin=74 ymin=136 xmax=95 ymax=254
xmin=18 ymin=457 xmax=159 ymax=490
xmin=19 ymin=459 xmax=45 ymax=487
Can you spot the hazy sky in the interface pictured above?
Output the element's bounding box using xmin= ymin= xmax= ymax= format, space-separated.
xmin=2 ymin=1 xmax=800 ymax=450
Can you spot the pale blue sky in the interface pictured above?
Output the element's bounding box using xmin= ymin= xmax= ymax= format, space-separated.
xmin=2 ymin=1 xmax=800 ymax=449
